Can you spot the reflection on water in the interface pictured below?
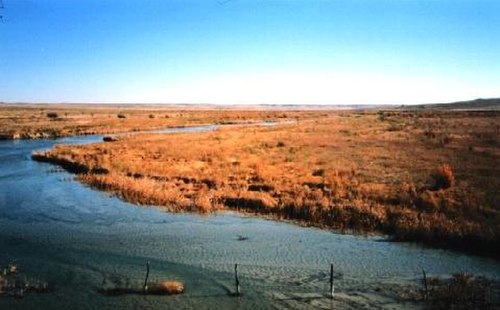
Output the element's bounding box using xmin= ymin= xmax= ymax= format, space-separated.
xmin=0 ymin=130 xmax=498 ymax=309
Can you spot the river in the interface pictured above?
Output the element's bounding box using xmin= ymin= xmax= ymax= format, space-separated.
xmin=0 ymin=128 xmax=498 ymax=309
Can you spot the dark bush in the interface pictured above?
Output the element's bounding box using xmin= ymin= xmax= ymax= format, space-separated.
xmin=430 ymin=164 xmax=455 ymax=190
xmin=103 ymin=136 xmax=118 ymax=142
xmin=248 ymin=184 xmax=274 ymax=192
xmin=312 ymin=169 xmax=325 ymax=176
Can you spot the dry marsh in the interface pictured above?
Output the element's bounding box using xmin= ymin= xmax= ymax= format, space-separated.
xmin=0 ymin=104 xmax=317 ymax=140
xmin=31 ymin=109 xmax=500 ymax=257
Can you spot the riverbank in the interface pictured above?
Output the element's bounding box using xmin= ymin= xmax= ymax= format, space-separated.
xmin=1 ymin=126 xmax=499 ymax=308
xmin=31 ymin=110 xmax=500 ymax=258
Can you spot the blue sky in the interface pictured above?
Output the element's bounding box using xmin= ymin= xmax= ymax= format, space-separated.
xmin=0 ymin=0 xmax=499 ymax=104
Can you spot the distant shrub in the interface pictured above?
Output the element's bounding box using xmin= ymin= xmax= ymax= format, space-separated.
xmin=46 ymin=112 xmax=58 ymax=119
xmin=431 ymin=164 xmax=455 ymax=190
xmin=312 ymin=168 xmax=325 ymax=176
xmin=149 ymin=114 xmax=155 ymax=119
xmin=276 ymin=141 xmax=285 ymax=147
xmin=103 ymin=136 xmax=118 ymax=142
xmin=117 ymin=113 xmax=126 ymax=119
xmin=377 ymin=111 xmax=386 ymax=121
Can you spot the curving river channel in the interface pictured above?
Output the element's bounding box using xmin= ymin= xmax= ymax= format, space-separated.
xmin=0 ymin=126 xmax=499 ymax=309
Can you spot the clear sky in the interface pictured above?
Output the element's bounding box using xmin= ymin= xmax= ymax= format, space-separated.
xmin=0 ymin=0 xmax=499 ymax=105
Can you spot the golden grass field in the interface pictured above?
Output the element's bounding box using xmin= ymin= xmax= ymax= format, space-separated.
xmin=23 ymin=104 xmax=499 ymax=258
xmin=0 ymin=104 xmax=314 ymax=139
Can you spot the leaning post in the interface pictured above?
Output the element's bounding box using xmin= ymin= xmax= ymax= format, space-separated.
xmin=143 ymin=261 xmax=150 ymax=294
xmin=235 ymin=263 xmax=240 ymax=296
xmin=329 ymin=263 xmax=334 ymax=298
xmin=422 ymin=268 xmax=428 ymax=301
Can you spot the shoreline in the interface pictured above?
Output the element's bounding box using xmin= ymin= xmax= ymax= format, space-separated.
xmin=28 ymin=151 xmax=500 ymax=259
xmin=30 ymin=111 xmax=500 ymax=259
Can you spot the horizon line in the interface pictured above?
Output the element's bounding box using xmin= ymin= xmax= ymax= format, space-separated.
xmin=0 ymin=97 xmax=498 ymax=107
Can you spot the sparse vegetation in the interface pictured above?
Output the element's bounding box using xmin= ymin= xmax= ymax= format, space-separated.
xmin=0 ymin=104 xmax=329 ymax=140
xmin=425 ymin=273 xmax=494 ymax=309
xmin=0 ymin=261 xmax=50 ymax=298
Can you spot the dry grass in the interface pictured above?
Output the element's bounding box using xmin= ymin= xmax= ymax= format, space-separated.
xmin=430 ymin=164 xmax=455 ymax=190
xmin=31 ymin=109 xmax=500 ymax=257
xmin=0 ymin=103 xmax=321 ymax=139
xmin=148 ymin=281 xmax=185 ymax=295
xmin=99 ymin=280 xmax=184 ymax=296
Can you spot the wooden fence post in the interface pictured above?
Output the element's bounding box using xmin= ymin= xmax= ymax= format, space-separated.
xmin=143 ymin=261 xmax=150 ymax=294
xmin=422 ymin=268 xmax=428 ymax=301
xmin=235 ymin=263 xmax=240 ymax=296
xmin=330 ymin=263 xmax=334 ymax=298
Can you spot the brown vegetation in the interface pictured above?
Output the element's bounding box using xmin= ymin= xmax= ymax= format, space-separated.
xmin=0 ymin=104 xmax=322 ymax=140
xmin=99 ymin=280 xmax=184 ymax=296
xmin=31 ymin=109 xmax=500 ymax=257
xmin=148 ymin=281 xmax=184 ymax=295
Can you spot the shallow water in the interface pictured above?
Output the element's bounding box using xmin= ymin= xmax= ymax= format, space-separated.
xmin=0 ymin=129 xmax=499 ymax=309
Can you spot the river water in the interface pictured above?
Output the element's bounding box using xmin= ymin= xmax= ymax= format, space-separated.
xmin=0 ymin=128 xmax=498 ymax=309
